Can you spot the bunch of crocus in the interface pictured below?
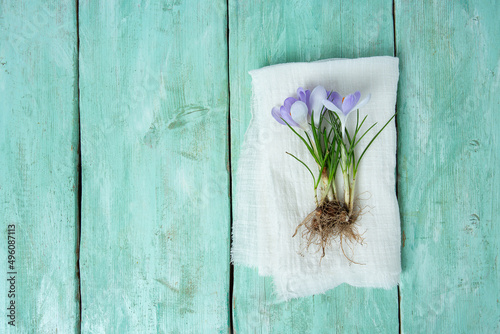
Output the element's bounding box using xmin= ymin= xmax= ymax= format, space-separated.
xmin=272 ymin=86 xmax=395 ymax=262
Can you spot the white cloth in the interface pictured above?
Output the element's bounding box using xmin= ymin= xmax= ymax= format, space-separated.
xmin=231 ymin=57 xmax=401 ymax=300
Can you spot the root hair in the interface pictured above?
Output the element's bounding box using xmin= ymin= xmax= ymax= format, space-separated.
xmin=293 ymin=199 xmax=364 ymax=264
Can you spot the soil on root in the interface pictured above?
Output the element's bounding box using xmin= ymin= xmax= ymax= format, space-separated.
xmin=293 ymin=199 xmax=363 ymax=264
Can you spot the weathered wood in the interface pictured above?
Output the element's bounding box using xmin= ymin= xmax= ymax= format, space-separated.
xmin=0 ymin=1 xmax=79 ymax=332
xmin=396 ymin=0 xmax=500 ymax=332
xmin=78 ymin=1 xmax=230 ymax=332
xmin=229 ymin=1 xmax=399 ymax=332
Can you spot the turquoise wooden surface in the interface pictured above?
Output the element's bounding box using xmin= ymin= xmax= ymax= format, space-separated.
xmin=78 ymin=0 xmax=230 ymax=332
xmin=396 ymin=0 xmax=500 ymax=332
xmin=0 ymin=0 xmax=80 ymax=332
xmin=1 ymin=0 xmax=499 ymax=333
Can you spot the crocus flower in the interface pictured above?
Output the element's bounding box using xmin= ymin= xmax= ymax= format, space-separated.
xmin=271 ymin=96 xmax=299 ymax=126
xmin=272 ymin=86 xmax=332 ymax=131
xmin=322 ymin=91 xmax=371 ymax=138
xmin=289 ymin=85 xmax=326 ymax=129
xmin=271 ymin=88 xmax=311 ymax=131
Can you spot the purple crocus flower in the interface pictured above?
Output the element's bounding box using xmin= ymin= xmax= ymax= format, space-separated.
xmin=272 ymin=87 xmax=312 ymax=130
xmin=323 ymin=91 xmax=371 ymax=138
xmin=272 ymin=97 xmax=298 ymax=126
xmin=271 ymin=86 xmax=335 ymax=131
xmin=325 ymin=91 xmax=371 ymax=116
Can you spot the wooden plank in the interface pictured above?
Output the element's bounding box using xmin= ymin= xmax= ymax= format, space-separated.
xmin=229 ymin=1 xmax=399 ymax=333
xmin=78 ymin=1 xmax=230 ymax=332
xmin=396 ymin=0 xmax=500 ymax=332
xmin=0 ymin=1 xmax=79 ymax=332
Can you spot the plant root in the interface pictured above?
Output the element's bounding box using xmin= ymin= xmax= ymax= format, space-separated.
xmin=293 ymin=199 xmax=364 ymax=264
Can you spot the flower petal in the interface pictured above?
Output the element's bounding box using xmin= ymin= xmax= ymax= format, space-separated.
xmin=272 ymin=106 xmax=285 ymax=124
xmin=310 ymin=85 xmax=327 ymax=115
xmin=283 ymin=97 xmax=297 ymax=112
xmin=297 ymin=88 xmax=312 ymax=117
xmin=355 ymin=93 xmax=371 ymax=110
xmin=328 ymin=91 xmax=343 ymax=110
xmin=297 ymin=87 xmax=307 ymax=102
xmin=323 ymin=99 xmax=347 ymax=138
xmin=322 ymin=99 xmax=342 ymax=114
xmin=290 ymin=101 xmax=309 ymax=130
xmin=280 ymin=105 xmax=298 ymax=126
xmin=305 ymin=89 xmax=312 ymax=117
xmin=341 ymin=91 xmax=361 ymax=116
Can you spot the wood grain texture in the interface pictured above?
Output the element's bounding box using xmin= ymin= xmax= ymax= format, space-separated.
xmin=0 ymin=1 xmax=80 ymax=332
xmin=229 ymin=1 xmax=399 ymax=333
xmin=396 ymin=0 xmax=500 ymax=332
xmin=78 ymin=0 xmax=230 ymax=332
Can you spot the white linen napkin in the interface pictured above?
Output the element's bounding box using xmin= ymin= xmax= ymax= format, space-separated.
xmin=231 ymin=56 xmax=401 ymax=300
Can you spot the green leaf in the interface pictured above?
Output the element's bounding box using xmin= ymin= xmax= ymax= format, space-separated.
xmin=354 ymin=122 xmax=378 ymax=147
xmin=355 ymin=113 xmax=397 ymax=172
xmin=281 ymin=118 xmax=320 ymax=165
xmin=286 ymin=152 xmax=317 ymax=184
xmin=310 ymin=110 xmax=323 ymax=161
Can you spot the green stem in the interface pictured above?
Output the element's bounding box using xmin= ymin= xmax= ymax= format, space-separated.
xmin=349 ymin=178 xmax=356 ymax=214
xmin=331 ymin=181 xmax=337 ymax=201
xmin=341 ymin=146 xmax=350 ymax=206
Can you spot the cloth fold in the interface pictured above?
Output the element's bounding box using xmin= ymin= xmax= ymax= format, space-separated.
xmin=232 ymin=56 xmax=401 ymax=300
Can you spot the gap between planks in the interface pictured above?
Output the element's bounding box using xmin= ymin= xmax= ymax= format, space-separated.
xmin=75 ymin=0 xmax=83 ymax=332
xmin=226 ymin=0 xmax=235 ymax=332
xmin=392 ymin=0 xmax=402 ymax=333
